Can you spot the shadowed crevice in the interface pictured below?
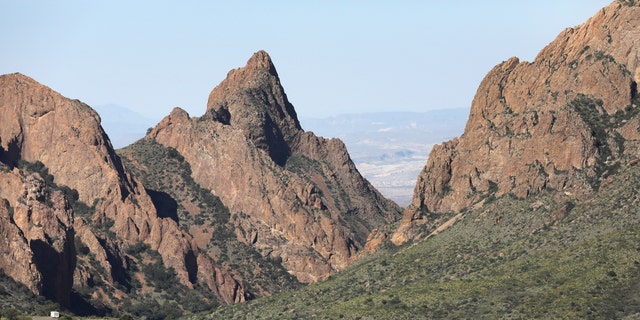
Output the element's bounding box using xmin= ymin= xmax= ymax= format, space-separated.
xmin=146 ymin=189 xmax=179 ymax=223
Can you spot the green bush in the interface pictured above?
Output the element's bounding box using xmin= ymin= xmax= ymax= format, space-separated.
xmin=618 ymin=0 xmax=636 ymax=7
xmin=1 ymin=308 xmax=20 ymax=320
xmin=142 ymin=261 xmax=178 ymax=290
xmin=125 ymin=241 xmax=149 ymax=257
xmin=74 ymin=236 xmax=90 ymax=255
xmin=200 ymin=164 xmax=640 ymax=319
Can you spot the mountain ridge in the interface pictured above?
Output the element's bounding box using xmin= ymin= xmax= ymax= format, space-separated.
xmin=190 ymin=2 xmax=640 ymax=318
xmin=392 ymin=0 xmax=640 ymax=244
xmin=93 ymin=104 xmax=156 ymax=149
xmin=2 ymin=1 xmax=640 ymax=318
xmin=149 ymin=50 xmax=402 ymax=282
xmin=302 ymin=109 xmax=468 ymax=206
xmin=0 ymin=51 xmax=401 ymax=316
xmin=0 ymin=72 xmax=248 ymax=311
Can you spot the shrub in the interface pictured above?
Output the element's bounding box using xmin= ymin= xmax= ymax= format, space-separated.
xmin=74 ymin=236 xmax=90 ymax=256
xmin=142 ymin=261 xmax=178 ymax=290
xmin=125 ymin=241 xmax=149 ymax=257
xmin=1 ymin=308 xmax=20 ymax=320
xmin=618 ymin=0 xmax=636 ymax=7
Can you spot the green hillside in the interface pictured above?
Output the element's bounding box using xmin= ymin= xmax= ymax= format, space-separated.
xmin=118 ymin=138 xmax=301 ymax=301
xmin=187 ymin=162 xmax=640 ymax=319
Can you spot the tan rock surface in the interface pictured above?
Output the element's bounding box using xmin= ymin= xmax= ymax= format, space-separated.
xmin=0 ymin=166 xmax=74 ymax=306
xmin=151 ymin=51 xmax=402 ymax=282
xmin=393 ymin=2 xmax=640 ymax=244
xmin=0 ymin=74 xmax=245 ymax=305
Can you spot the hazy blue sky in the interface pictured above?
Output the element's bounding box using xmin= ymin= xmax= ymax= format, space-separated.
xmin=0 ymin=1 xmax=612 ymax=120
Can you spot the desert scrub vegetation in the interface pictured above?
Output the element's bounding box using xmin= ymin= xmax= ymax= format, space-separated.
xmin=567 ymin=93 xmax=640 ymax=190
xmin=118 ymin=138 xmax=229 ymax=229
xmin=189 ymin=162 xmax=640 ymax=319
xmin=111 ymin=244 xmax=220 ymax=319
xmin=117 ymin=138 xmax=300 ymax=299
xmin=618 ymin=0 xmax=637 ymax=7
xmin=0 ymin=269 xmax=75 ymax=319
xmin=14 ymin=159 xmax=96 ymax=218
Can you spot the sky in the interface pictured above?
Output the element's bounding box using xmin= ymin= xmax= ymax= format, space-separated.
xmin=0 ymin=1 xmax=612 ymax=121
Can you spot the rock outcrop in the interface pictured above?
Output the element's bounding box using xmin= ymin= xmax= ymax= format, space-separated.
xmin=0 ymin=165 xmax=75 ymax=306
xmin=0 ymin=73 xmax=245 ymax=308
xmin=392 ymin=1 xmax=640 ymax=244
xmin=150 ymin=51 xmax=402 ymax=282
xmin=0 ymin=51 xmax=400 ymax=312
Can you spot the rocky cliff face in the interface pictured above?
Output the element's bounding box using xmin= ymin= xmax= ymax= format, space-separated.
xmin=150 ymin=51 xmax=402 ymax=282
xmin=0 ymin=73 xmax=246 ymax=310
xmin=0 ymin=51 xmax=400 ymax=313
xmin=393 ymin=1 xmax=640 ymax=244
xmin=0 ymin=165 xmax=75 ymax=306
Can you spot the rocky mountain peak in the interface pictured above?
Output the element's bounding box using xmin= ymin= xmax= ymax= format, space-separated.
xmin=392 ymin=1 xmax=640 ymax=244
xmin=151 ymin=50 xmax=402 ymax=283
xmin=0 ymin=73 xmax=247 ymax=308
xmin=0 ymin=51 xmax=398 ymax=312
xmin=245 ymin=49 xmax=278 ymax=74
xmin=206 ymin=50 xmax=301 ymax=165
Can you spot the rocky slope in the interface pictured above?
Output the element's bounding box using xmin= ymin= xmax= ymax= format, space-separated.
xmin=0 ymin=165 xmax=75 ymax=306
xmin=117 ymin=138 xmax=300 ymax=300
xmin=149 ymin=50 xmax=402 ymax=282
xmin=200 ymin=153 xmax=640 ymax=319
xmin=392 ymin=1 xmax=640 ymax=244
xmin=0 ymin=73 xmax=245 ymax=313
xmin=0 ymin=51 xmax=401 ymax=315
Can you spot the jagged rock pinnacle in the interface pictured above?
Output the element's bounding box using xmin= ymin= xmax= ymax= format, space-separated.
xmin=151 ymin=50 xmax=402 ymax=282
xmin=205 ymin=50 xmax=301 ymax=165
xmin=245 ymin=50 xmax=278 ymax=74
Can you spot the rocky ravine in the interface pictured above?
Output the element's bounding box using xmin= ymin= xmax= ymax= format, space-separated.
xmin=393 ymin=1 xmax=640 ymax=244
xmin=150 ymin=50 xmax=402 ymax=283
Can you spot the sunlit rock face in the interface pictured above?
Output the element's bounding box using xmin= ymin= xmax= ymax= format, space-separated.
xmin=393 ymin=2 xmax=640 ymax=244
xmin=0 ymin=73 xmax=246 ymax=306
xmin=151 ymin=50 xmax=402 ymax=282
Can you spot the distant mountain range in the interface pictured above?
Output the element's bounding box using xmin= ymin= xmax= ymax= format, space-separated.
xmin=97 ymin=106 xmax=469 ymax=206
xmin=3 ymin=2 xmax=640 ymax=319
xmin=302 ymin=110 xmax=468 ymax=206
xmin=93 ymin=104 xmax=157 ymax=149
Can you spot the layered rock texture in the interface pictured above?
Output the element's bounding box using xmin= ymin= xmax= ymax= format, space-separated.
xmin=393 ymin=1 xmax=640 ymax=244
xmin=149 ymin=50 xmax=401 ymax=282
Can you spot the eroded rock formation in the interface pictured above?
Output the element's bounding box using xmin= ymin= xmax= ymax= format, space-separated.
xmin=0 ymin=51 xmax=401 ymax=312
xmin=393 ymin=1 xmax=640 ymax=244
xmin=0 ymin=73 xmax=245 ymax=307
xmin=151 ymin=51 xmax=402 ymax=282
